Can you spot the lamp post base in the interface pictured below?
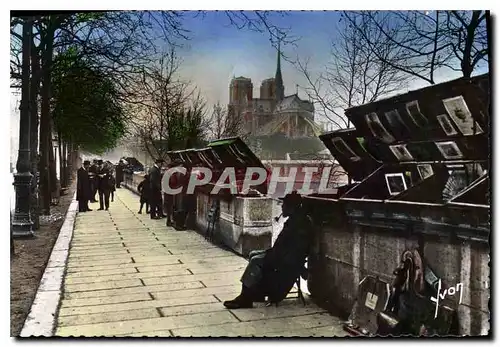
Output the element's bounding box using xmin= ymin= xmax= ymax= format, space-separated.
xmin=12 ymin=172 xmax=34 ymax=239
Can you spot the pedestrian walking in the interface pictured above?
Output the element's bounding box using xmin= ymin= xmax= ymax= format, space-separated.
xmin=109 ymin=172 xmax=116 ymax=202
xmin=137 ymin=174 xmax=150 ymax=214
xmin=88 ymin=159 xmax=98 ymax=203
xmin=115 ymin=159 xmax=125 ymax=188
xmin=97 ymin=163 xmax=114 ymax=211
xmin=148 ymin=158 xmax=164 ymax=219
xmin=77 ymin=160 xmax=92 ymax=212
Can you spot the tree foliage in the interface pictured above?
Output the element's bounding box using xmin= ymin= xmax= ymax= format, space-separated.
xmin=51 ymin=53 xmax=126 ymax=154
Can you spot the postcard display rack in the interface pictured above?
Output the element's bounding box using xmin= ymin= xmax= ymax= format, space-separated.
xmin=167 ymin=137 xmax=273 ymax=257
xmin=302 ymin=74 xmax=490 ymax=336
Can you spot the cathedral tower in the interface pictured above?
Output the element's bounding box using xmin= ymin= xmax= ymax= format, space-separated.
xmin=275 ymin=42 xmax=285 ymax=102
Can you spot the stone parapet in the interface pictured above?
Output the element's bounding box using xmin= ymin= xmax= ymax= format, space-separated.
xmin=196 ymin=193 xmax=273 ymax=257
xmin=304 ymin=196 xmax=490 ymax=336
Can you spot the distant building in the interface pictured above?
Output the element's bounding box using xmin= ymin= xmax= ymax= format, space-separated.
xmin=227 ymin=45 xmax=321 ymax=140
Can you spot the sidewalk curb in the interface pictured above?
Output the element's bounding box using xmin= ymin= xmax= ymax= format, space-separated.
xmin=19 ymin=193 xmax=78 ymax=337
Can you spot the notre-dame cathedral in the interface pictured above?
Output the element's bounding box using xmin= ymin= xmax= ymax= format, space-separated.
xmin=227 ymin=46 xmax=328 ymax=160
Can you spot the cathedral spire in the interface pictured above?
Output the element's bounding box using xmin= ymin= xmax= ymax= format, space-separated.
xmin=275 ymin=41 xmax=285 ymax=101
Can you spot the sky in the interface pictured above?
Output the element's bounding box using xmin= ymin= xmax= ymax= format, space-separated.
xmin=174 ymin=11 xmax=342 ymax=109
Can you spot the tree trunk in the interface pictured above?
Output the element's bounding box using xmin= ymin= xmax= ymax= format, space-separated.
xmin=61 ymin=139 xmax=67 ymax=188
xmin=66 ymin=142 xmax=73 ymax=183
xmin=30 ymin=34 xmax=41 ymax=230
xmin=49 ymin=124 xmax=59 ymax=203
xmin=39 ymin=20 xmax=55 ymax=215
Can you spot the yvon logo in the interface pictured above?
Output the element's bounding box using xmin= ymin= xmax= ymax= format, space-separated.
xmin=430 ymin=279 xmax=463 ymax=319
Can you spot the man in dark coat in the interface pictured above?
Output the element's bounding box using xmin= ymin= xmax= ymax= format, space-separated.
xmin=88 ymin=159 xmax=98 ymax=202
xmin=115 ymin=159 xmax=125 ymax=188
xmin=77 ymin=160 xmax=92 ymax=212
xmin=148 ymin=158 xmax=164 ymax=219
xmin=223 ymin=191 xmax=313 ymax=309
xmin=97 ymin=163 xmax=113 ymax=211
xmin=137 ymin=174 xmax=151 ymax=214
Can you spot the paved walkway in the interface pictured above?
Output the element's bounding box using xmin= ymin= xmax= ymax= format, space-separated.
xmin=55 ymin=188 xmax=346 ymax=337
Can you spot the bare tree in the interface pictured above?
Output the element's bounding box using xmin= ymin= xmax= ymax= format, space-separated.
xmin=132 ymin=47 xmax=208 ymax=160
xmin=297 ymin=14 xmax=409 ymax=129
xmin=445 ymin=11 xmax=488 ymax=78
xmin=207 ymin=101 xmax=246 ymax=140
xmin=342 ymin=11 xmax=488 ymax=84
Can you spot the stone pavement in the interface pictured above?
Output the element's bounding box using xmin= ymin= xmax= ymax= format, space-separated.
xmin=55 ymin=188 xmax=346 ymax=337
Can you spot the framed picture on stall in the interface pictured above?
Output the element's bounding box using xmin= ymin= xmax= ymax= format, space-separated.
xmin=385 ymin=173 xmax=408 ymax=196
xmin=389 ymin=144 xmax=414 ymax=161
xmin=436 ymin=114 xmax=459 ymax=136
xmin=436 ymin=141 xmax=463 ymax=159
xmin=406 ymin=100 xmax=428 ymax=128
xmin=332 ymin=137 xmax=361 ymax=162
xmin=417 ymin=164 xmax=434 ymax=180
xmin=365 ymin=112 xmax=396 ymax=143
xmin=384 ymin=109 xmax=409 ymax=133
xmin=442 ymin=96 xmax=483 ymax=136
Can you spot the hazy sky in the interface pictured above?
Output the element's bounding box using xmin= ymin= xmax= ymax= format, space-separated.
xmin=176 ymin=11 xmax=343 ymax=108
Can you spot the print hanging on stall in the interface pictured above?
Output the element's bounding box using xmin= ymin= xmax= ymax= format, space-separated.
xmin=365 ymin=113 xmax=396 ymax=144
xmin=332 ymin=137 xmax=361 ymax=162
xmin=389 ymin=144 xmax=414 ymax=161
xmin=436 ymin=114 xmax=459 ymax=136
xmin=384 ymin=109 xmax=409 ymax=134
xmin=442 ymin=96 xmax=483 ymax=136
xmin=405 ymin=100 xmax=428 ymax=128
xmin=435 ymin=141 xmax=464 ymax=160
xmin=385 ymin=173 xmax=408 ymax=196
xmin=417 ymin=164 xmax=434 ymax=180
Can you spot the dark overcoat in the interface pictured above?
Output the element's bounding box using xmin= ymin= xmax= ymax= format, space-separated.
xmin=98 ymin=169 xmax=114 ymax=192
xmin=241 ymin=209 xmax=313 ymax=303
xmin=149 ymin=165 xmax=163 ymax=200
xmin=138 ymin=178 xmax=151 ymax=203
xmin=115 ymin=163 xmax=124 ymax=183
xmin=76 ymin=167 xmax=91 ymax=201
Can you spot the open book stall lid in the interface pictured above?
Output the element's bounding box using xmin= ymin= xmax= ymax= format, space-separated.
xmin=343 ymin=74 xmax=489 ymax=165
xmin=319 ymin=128 xmax=382 ymax=182
xmin=317 ymin=74 xmax=490 ymax=206
xmin=207 ymin=137 xmax=265 ymax=169
xmin=166 ymin=137 xmax=265 ymax=170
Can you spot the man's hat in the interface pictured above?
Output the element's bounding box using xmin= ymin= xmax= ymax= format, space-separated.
xmin=155 ymin=158 xmax=165 ymax=164
xmin=279 ymin=191 xmax=302 ymax=206
xmin=83 ymin=160 xmax=90 ymax=165
xmin=97 ymin=159 xmax=103 ymax=165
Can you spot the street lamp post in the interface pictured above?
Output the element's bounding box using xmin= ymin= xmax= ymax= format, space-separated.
xmin=12 ymin=18 xmax=34 ymax=238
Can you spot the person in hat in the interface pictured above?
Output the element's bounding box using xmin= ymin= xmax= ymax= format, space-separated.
xmin=164 ymin=160 xmax=182 ymax=226
xmin=88 ymin=159 xmax=99 ymax=203
xmin=148 ymin=158 xmax=165 ymax=219
xmin=223 ymin=191 xmax=313 ymax=309
xmin=77 ymin=160 xmax=92 ymax=212
xmin=97 ymin=162 xmax=113 ymax=211
xmin=115 ymin=159 xmax=125 ymax=189
xmin=109 ymin=170 xmax=116 ymax=202
xmin=137 ymin=174 xmax=151 ymax=214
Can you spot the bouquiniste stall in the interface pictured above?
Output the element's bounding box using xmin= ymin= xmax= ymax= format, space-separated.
xmin=303 ymin=74 xmax=490 ymax=336
xmin=166 ymin=137 xmax=273 ymax=257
